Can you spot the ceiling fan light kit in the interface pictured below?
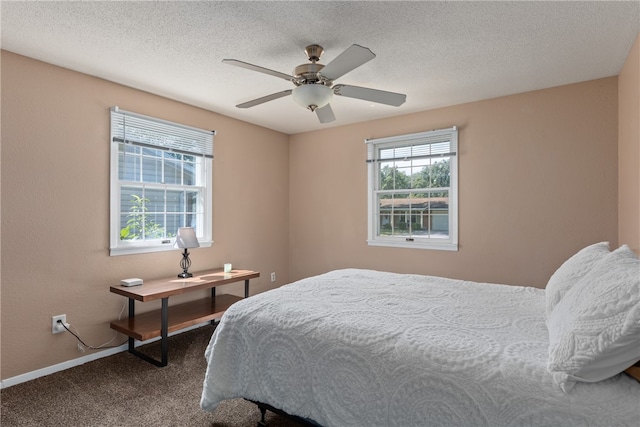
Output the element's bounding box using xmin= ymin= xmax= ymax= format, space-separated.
xmin=223 ymin=44 xmax=406 ymax=123
xmin=292 ymin=84 xmax=333 ymax=111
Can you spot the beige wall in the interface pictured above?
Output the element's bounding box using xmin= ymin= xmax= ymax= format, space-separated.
xmin=618 ymin=33 xmax=640 ymax=254
xmin=1 ymin=51 xmax=290 ymax=380
xmin=289 ymin=78 xmax=619 ymax=288
xmin=2 ymin=40 xmax=637 ymax=381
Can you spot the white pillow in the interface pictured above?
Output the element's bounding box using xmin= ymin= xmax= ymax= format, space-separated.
xmin=545 ymin=242 xmax=610 ymax=316
xmin=547 ymin=245 xmax=640 ymax=392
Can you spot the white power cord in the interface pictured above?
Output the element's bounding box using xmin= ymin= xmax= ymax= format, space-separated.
xmin=58 ymin=302 xmax=128 ymax=352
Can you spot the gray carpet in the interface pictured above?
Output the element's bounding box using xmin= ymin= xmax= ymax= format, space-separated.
xmin=1 ymin=325 xmax=301 ymax=426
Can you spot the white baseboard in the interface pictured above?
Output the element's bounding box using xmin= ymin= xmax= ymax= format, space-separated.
xmin=0 ymin=322 xmax=210 ymax=389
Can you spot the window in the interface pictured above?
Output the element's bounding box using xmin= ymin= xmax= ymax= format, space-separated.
xmin=110 ymin=107 xmax=214 ymax=256
xmin=366 ymin=126 xmax=458 ymax=251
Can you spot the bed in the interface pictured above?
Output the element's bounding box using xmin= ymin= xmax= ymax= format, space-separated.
xmin=201 ymin=244 xmax=640 ymax=426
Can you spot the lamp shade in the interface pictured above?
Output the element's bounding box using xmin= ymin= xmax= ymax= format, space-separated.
xmin=292 ymin=84 xmax=333 ymax=111
xmin=175 ymin=227 xmax=200 ymax=249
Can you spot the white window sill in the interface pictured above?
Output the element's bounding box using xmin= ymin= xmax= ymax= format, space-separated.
xmin=110 ymin=240 xmax=212 ymax=256
xmin=367 ymin=239 xmax=458 ymax=251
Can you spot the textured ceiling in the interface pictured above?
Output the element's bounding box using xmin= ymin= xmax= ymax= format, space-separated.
xmin=1 ymin=1 xmax=638 ymax=135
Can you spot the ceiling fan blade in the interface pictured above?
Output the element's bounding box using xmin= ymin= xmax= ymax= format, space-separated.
xmin=222 ymin=59 xmax=293 ymax=81
xmin=236 ymin=89 xmax=293 ymax=108
xmin=333 ymin=84 xmax=406 ymax=107
xmin=319 ymin=44 xmax=376 ymax=81
xmin=315 ymin=104 xmax=336 ymax=123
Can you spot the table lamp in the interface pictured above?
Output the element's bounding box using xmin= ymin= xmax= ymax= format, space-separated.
xmin=175 ymin=227 xmax=199 ymax=278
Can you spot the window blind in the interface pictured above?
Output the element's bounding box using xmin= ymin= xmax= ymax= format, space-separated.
xmin=110 ymin=106 xmax=214 ymax=158
xmin=366 ymin=126 xmax=457 ymax=163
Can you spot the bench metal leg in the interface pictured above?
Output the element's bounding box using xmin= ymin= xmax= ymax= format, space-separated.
xmin=127 ymin=297 xmax=169 ymax=367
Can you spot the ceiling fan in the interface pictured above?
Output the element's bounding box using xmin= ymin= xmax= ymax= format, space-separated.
xmin=223 ymin=44 xmax=407 ymax=124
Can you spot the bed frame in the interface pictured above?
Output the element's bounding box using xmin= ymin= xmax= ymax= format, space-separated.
xmin=247 ymin=400 xmax=319 ymax=427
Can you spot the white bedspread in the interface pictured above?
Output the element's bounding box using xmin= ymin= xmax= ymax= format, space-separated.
xmin=201 ymin=269 xmax=640 ymax=426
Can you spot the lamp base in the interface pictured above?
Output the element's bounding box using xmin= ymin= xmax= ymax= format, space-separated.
xmin=178 ymin=248 xmax=193 ymax=278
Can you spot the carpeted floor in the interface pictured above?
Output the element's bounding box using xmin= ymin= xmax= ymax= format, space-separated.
xmin=1 ymin=325 xmax=301 ymax=427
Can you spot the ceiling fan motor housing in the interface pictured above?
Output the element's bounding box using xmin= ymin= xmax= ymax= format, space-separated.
xmin=293 ymin=44 xmax=332 ymax=86
xmin=293 ymin=63 xmax=327 ymax=86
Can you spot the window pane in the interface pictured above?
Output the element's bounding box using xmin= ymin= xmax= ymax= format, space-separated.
xmin=120 ymin=188 xmax=146 ymax=241
xmin=431 ymin=214 xmax=449 ymax=238
xmin=122 ymin=144 xmax=140 ymax=155
xmin=395 ymin=164 xmax=412 ymax=189
xmin=145 ymin=189 xmax=165 ymax=213
xmin=392 ymin=145 xmax=411 ymax=159
xmin=185 ymin=213 xmax=196 ymax=229
xmin=119 ymin=155 xmax=140 ymax=181
xmin=184 ymin=159 xmax=197 ymax=185
xmin=378 ymin=213 xmax=391 ymax=235
xmin=186 ymin=191 xmax=199 ymax=213
xmin=376 ymin=189 xmax=450 ymax=239
xmin=427 ymin=158 xmax=451 ymax=188
xmin=166 ymin=214 xmax=183 ymax=237
xmin=194 ymin=213 xmax=205 ymax=229
xmin=379 ymin=164 xmax=412 ymax=190
xmin=164 ymin=153 xmax=182 ymax=185
xmin=430 ymin=141 xmax=450 ymax=155
xmin=166 ymin=190 xmax=184 ymax=212
xmin=377 ymin=195 xmax=407 ymax=236
xmin=379 ymin=156 xmax=450 ymax=191
xmin=118 ymin=145 xmax=141 ymax=181
xmin=427 ymin=191 xmax=449 ymax=238
xmin=393 ymin=213 xmax=410 ymax=236
xmin=120 ymin=187 xmax=140 ymax=214
xmin=145 ymin=213 xmax=166 ymax=239
xmin=119 ymin=188 xmax=166 ymax=240
xmin=378 ymin=163 xmax=393 ymax=189
xmin=142 ymin=156 xmax=162 ymax=183
xmin=120 ymin=214 xmax=141 ymax=240
xmin=410 ymin=158 xmax=430 ymax=189
xmin=141 ymin=147 xmax=162 ymax=157
xmin=379 ymin=147 xmax=395 ymax=160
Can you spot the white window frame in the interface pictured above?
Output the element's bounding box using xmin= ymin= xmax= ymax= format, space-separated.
xmin=366 ymin=126 xmax=458 ymax=251
xmin=109 ymin=107 xmax=214 ymax=256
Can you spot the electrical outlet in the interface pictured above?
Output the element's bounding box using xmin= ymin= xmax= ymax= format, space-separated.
xmin=52 ymin=314 xmax=67 ymax=334
xmin=270 ymin=272 xmax=276 ymax=282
